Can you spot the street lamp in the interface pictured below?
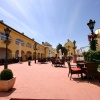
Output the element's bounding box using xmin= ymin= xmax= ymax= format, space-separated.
xmin=34 ymin=42 xmax=37 ymax=63
xmin=87 ymin=19 xmax=97 ymax=50
xmin=4 ymin=27 xmax=11 ymax=69
xmin=87 ymin=19 xmax=95 ymax=34
xmin=73 ymin=40 xmax=76 ymax=55
xmin=73 ymin=40 xmax=77 ymax=63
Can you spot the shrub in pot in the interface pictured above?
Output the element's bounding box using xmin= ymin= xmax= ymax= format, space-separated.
xmin=0 ymin=69 xmax=13 ymax=80
xmin=0 ymin=69 xmax=16 ymax=91
xmin=82 ymin=50 xmax=100 ymax=62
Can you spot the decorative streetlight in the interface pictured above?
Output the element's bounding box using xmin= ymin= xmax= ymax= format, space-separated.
xmin=34 ymin=42 xmax=37 ymax=63
xmin=87 ymin=19 xmax=95 ymax=34
xmin=19 ymin=41 xmax=22 ymax=64
xmin=73 ymin=40 xmax=76 ymax=55
xmin=4 ymin=27 xmax=11 ymax=69
xmin=87 ymin=19 xmax=97 ymax=50
xmin=73 ymin=40 xmax=77 ymax=63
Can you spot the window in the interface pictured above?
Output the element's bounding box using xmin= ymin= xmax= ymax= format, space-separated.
xmin=15 ymin=39 xmax=24 ymax=46
xmin=0 ymin=32 xmax=12 ymax=41
xmin=33 ymin=45 xmax=35 ymax=49
xmin=26 ymin=42 xmax=32 ymax=48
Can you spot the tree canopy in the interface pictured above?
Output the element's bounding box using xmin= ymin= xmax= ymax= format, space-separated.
xmin=56 ymin=43 xmax=67 ymax=55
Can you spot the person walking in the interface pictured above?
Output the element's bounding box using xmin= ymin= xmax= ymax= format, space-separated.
xmin=28 ymin=56 xmax=31 ymax=66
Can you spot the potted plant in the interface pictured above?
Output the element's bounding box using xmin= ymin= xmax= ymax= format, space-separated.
xmin=0 ymin=69 xmax=16 ymax=91
xmin=82 ymin=50 xmax=100 ymax=62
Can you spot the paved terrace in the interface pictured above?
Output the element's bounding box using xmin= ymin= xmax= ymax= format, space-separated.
xmin=0 ymin=61 xmax=100 ymax=100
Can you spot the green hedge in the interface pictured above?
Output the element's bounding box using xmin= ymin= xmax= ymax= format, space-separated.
xmin=82 ymin=50 xmax=100 ymax=62
xmin=0 ymin=69 xmax=13 ymax=80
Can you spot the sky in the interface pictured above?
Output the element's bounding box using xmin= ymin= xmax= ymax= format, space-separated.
xmin=0 ymin=0 xmax=100 ymax=51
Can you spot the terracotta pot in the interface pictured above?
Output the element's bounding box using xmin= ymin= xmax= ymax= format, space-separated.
xmin=0 ymin=77 xmax=16 ymax=91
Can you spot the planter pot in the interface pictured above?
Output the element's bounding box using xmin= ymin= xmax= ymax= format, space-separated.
xmin=0 ymin=77 xmax=16 ymax=91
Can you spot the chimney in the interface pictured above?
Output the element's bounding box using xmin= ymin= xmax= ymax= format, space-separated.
xmin=42 ymin=42 xmax=44 ymax=45
xmin=0 ymin=20 xmax=4 ymax=23
xmin=21 ymin=32 xmax=24 ymax=35
xmin=32 ymin=38 xmax=34 ymax=41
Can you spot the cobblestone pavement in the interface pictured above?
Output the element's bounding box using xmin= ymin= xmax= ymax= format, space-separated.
xmin=0 ymin=61 xmax=100 ymax=100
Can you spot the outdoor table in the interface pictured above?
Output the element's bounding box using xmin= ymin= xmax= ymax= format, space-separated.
xmin=77 ymin=62 xmax=86 ymax=68
xmin=77 ymin=62 xmax=87 ymax=79
xmin=95 ymin=60 xmax=100 ymax=63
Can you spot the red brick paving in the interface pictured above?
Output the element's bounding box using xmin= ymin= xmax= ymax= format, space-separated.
xmin=0 ymin=61 xmax=100 ymax=100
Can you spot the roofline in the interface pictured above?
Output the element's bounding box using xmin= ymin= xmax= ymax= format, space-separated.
xmin=0 ymin=21 xmax=44 ymax=47
xmin=0 ymin=21 xmax=34 ymax=41
xmin=65 ymin=40 xmax=74 ymax=45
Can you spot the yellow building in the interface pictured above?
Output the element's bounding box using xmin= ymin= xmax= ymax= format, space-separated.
xmin=64 ymin=39 xmax=76 ymax=56
xmin=0 ymin=21 xmax=49 ymax=61
xmin=51 ymin=48 xmax=57 ymax=57
xmin=42 ymin=42 xmax=53 ymax=58
xmin=95 ymin=28 xmax=100 ymax=50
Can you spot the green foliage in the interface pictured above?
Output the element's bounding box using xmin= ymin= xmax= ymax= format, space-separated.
xmin=56 ymin=43 xmax=62 ymax=53
xmin=62 ymin=47 xmax=67 ymax=55
xmin=56 ymin=43 xmax=67 ymax=55
xmin=82 ymin=50 xmax=100 ymax=62
xmin=89 ymin=39 xmax=98 ymax=51
xmin=0 ymin=69 xmax=13 ymax=80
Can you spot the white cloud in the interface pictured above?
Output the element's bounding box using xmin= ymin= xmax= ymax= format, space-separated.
xmin=0 ymin=3 xmax=47 ymax=41
xmin=68 ymin=5 xmax=82 ymax=33
xmin=0 ymin=7 xmax=19 ymax=22
xmin=5 ymin=0 xmax=30 ymax=19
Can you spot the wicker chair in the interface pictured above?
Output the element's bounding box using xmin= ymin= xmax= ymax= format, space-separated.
xmin=85 ymin=62 xmax=98 ymax=82
xmin=67 ymin=61 xmax=83 ymax=80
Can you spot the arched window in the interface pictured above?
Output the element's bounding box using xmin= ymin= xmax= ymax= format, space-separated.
xmin=26 ymin=42 xmax=32 ymax=48
xmin=15 ymin=39 xmax=24 ymax=46
xmin=0 ymin=32 xmax=12 ymax=41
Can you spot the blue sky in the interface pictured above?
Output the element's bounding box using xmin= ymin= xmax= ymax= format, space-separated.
xmin=0 ymin=0 xmax=100 ymax=50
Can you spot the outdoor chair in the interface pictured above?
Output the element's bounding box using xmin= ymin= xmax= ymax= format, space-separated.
xmin=76 ymin=60 xmax=85 ymax=68
xmin=51 ymin=59 xmax=56 ymax=66
xmin=85 ymin=62 xmax=99 ymax=82
xmin=59 ymin=59 xmax=65 ymax=66
xmin=67 ymin=61 xmax=83 ymax=80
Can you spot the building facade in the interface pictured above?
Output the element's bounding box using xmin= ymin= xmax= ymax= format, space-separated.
xmin=64 ymin=39 xmax=76 ymax=56
xmin=95 ymin=28 xmax=100 ymax=50
xmin=0 ymin=21 xmax=49 ymax=61
xmin=42 ymin=42 xmax=54 ymax=58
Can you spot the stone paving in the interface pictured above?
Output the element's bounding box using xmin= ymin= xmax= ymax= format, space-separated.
xmin=0 ymin=61 xmax=100 ymax=100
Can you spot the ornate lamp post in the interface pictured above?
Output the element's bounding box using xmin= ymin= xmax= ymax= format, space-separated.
xmin=4 ymin=27 xmax=11 ymax=69
xmin=73 ymin=40 xmax=77 ymax=63
xmin=87 ymin=19 xmax=97 ymax=50
xmin=34 ymin=42 xmax=37 ymax=63
xmin=73 ymin=40 xmax=76 ymax=55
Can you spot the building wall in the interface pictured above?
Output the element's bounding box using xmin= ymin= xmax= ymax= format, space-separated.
xmin=0 ymin=22 xmax=47 ymax=61
xmin=96 ymin=37 xmax=100 ymax=50
xmin=45 ymin=47 xmax=49 ymax=58
xmin=52 ymin=48 xmax=57 ymax=57
xmin=64 ymin=39 xmax=75 ymax=56
xmin=95 ymin=28 xmax=100 ymax=50
xmin=42 ymin=42 xmax=53 ymax=58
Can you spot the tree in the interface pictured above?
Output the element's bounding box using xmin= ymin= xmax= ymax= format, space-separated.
xmin=56 ymin=43 xmax=68 ymax=56
xmin=62 ymin=47 xmax=68 ymax=56
xmin=89 ymin=39 xmax=98 ymax=51
xmin=56 ymin=43 xmax=62 ymax=53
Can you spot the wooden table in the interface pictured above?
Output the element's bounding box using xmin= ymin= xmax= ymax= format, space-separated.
xmin=77 ymin=62 xmax=86 ymax=68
